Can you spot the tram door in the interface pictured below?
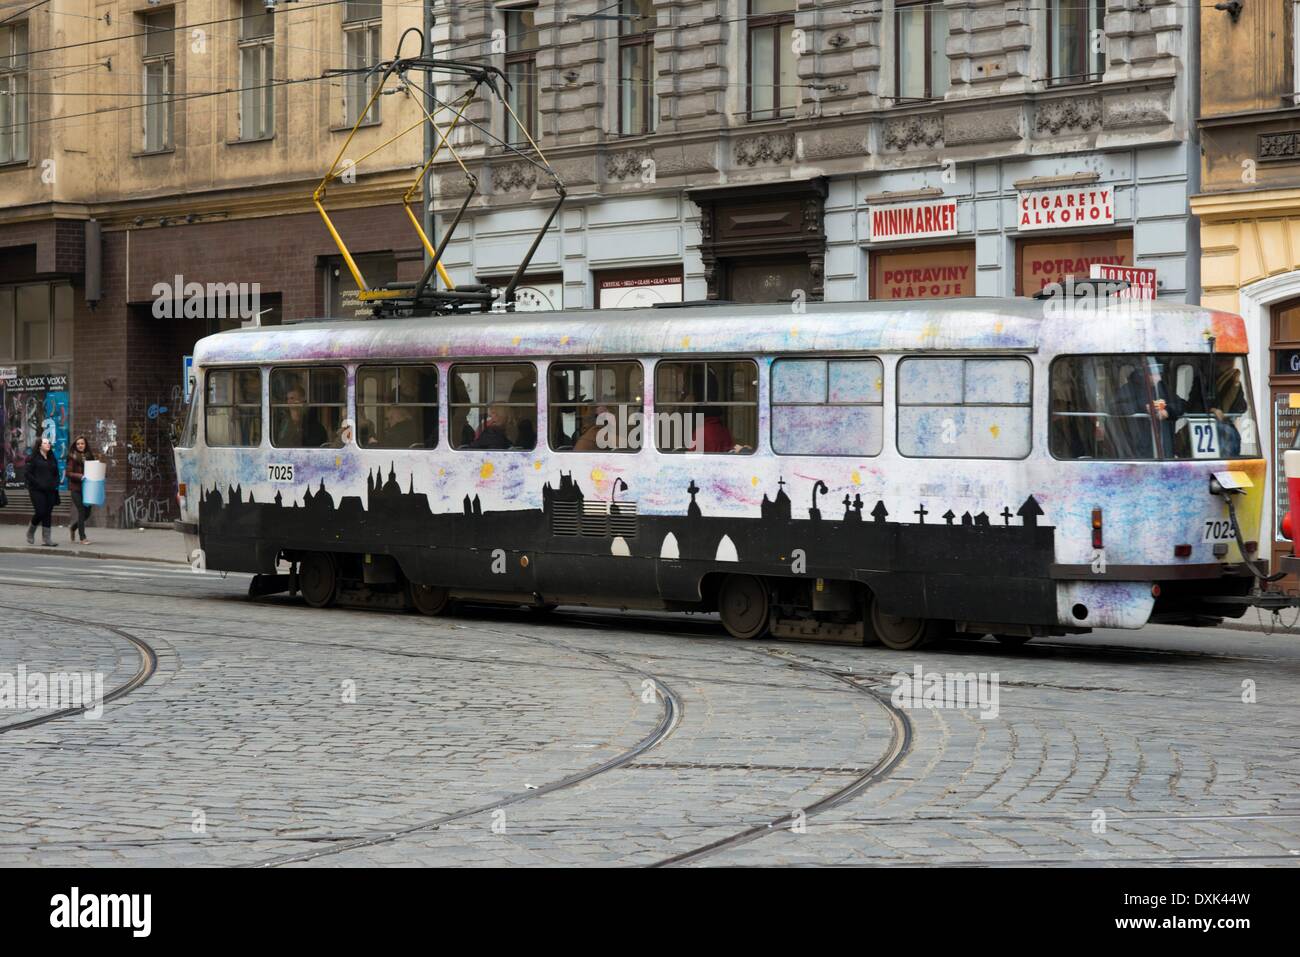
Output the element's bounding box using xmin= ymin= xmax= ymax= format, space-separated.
xmin=1269 ymin=299 xmax=1300 ymax=589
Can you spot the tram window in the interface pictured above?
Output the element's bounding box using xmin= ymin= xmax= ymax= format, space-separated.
xmin=270 ymin=367 xmax=346 ymax=448
xmin=897 ymin=356 xmax=1032 ymax=459
xmin=204 ymin=368 xmax=262 ymax=447
xmin=450 ymin=363 xmax=538 ymax=450
xmin=771 ymin=358 xmax=883 ymax=456
xmin=1050 ymin=354 xmax=1259 ymax=461
xmin=549 ymin=362 xmax=644 ymax=452
xmin=655 ymin=360 xmax=758 ymax=454
xmin=356 ymin=365 xmax=438 ymax=449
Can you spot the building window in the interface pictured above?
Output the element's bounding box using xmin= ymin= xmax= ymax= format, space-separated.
xmin=142 ymin=8 xmax=175 ymax=152
xmin=772 ymin=358 xmax=884 ymax=456
xmin=205 ymin=368 xmax=263 ymax=447
xmin=549 ymin=362 xmax=645 ymax=452
xmin=619 ymin=0 xmax=656 ymax=136
xmin=0 ymin=283 xmax=71 ymax=363
xmin=748 ymin=0 xmax=796 ymax=121
xmin=504 ymin=6 xmax=539 ymax=144
xmin=1049 ymin=0 xmax=1104 ymax=86
xmin=356 ymin=365 xmax=439 ymax=448
xmin=450 ymin=363 xmax=538 ymax=450
xmin=239 ymin=0 xmax=274 ymax=140
xmin=0 ymin=21 xmax=29 ymax=164
xmin=896 ymin=0 xmax=948 ymax=102
xmin=343 ymin=0 xmax=382 ymax=126
xmin=655 ymin=360 xmax=758 ymax=453
xmin=270 ymin=367 xmax=346 ymax=448
xmin=897 ymin=357 xmax=1032 ymax=459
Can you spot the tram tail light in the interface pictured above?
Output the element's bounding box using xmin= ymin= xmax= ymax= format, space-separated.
xmin=1091 ymin=508 xmax=1103 ymax=549
xmin=1245 ymin=541 xmax=1258 ymax=555
xmin=1174 ymin=544 xmax=1192 ymax=558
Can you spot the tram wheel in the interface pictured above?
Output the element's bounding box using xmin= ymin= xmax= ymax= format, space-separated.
xmin=870 ymin=603 xmax=932 ymax=651
xmin=409 ymin=582 xmax=450 ymax=617
xmin=298 ymin=552 xmax=339 ymax=608
xmin=994 ymin=634 xmax=1033 ymax=648
xmin=718 ymin=575 xmax=771 ymax=640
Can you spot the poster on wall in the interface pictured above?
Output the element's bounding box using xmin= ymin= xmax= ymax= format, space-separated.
xmin=3 ymin=374 xmax=70 ymax=490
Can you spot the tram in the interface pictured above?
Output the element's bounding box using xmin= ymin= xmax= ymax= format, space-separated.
xmin=172 ymin=295 xmax=1286 ymax=650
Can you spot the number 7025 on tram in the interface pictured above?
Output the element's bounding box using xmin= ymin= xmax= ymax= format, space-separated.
xmin=171 ymin=296 xmax=1294 ymax=650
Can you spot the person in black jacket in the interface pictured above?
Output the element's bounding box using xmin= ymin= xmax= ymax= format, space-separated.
xmin=25 ymin=437 xmax=61 ymax=547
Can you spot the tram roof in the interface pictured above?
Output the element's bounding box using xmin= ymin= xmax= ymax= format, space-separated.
xmin=191 ymin=297 xmax=1248 ymax=366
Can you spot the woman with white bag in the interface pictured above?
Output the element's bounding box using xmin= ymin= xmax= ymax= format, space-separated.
xmin=65 ymin=435 xmax=99 ymax=544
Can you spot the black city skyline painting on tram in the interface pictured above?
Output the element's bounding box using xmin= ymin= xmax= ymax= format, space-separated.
xmin=174 ymin=300 xmax=1265 ymax=649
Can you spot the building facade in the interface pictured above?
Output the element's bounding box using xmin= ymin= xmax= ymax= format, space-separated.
xmin=0 ymin=0 xmax=427 ymax=525
xmin=429 ymin=0 xmax=1196 ymax=310
xmin=1192 ymin=1 xmax=1300 ymax=569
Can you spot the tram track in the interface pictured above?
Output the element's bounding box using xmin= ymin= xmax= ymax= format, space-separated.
xmin=648 ymin=645 xmax=914 ymax=867
xmin=0 ymin=602 xmax=158 ymax=734
xmin=245 ymin=630 xmax=682 ymax=868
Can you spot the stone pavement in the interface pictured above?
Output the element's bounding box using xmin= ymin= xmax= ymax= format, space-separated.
xmin=0 ymin=553 xmax=1297 ymax=867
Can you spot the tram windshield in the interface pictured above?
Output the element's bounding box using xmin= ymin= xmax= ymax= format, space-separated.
xmin=1050 ymin=354 xmax=1258 ymax=460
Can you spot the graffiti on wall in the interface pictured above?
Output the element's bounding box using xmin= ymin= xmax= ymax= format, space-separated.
xmin=116 ymin=380 xmax=183 ymax=527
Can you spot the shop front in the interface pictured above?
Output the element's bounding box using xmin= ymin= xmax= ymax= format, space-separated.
xmin=0 ymin=281 xmax=74 ymax=499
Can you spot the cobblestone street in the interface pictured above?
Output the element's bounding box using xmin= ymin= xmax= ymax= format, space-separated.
xmin=1 ymin=550 xmax=1296 ymax=867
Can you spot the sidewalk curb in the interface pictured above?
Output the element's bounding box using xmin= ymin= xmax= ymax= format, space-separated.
xmin=0 ymin=544 xmax=186 ymax=566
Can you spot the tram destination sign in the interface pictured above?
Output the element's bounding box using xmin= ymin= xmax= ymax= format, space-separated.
xmin=867 ymin=199 xmax=959 ymax=243
xmin=1017 ymin=187 xmax=1115 ymax=231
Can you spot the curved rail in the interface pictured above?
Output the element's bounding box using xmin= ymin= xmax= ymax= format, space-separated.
xmin=248 ymin=631 xmax=680 ymax=868
xmin=0 ymin=602 xmax=158 ymax=734
xmin=649 ymin=646 xmax=913 ymax=867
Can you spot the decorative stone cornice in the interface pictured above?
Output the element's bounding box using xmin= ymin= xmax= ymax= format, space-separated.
xmin=491 ymin=162 xmax=538 ymax=193
xmin=1034 ymin=97 xmax=1102 ymax=135
xmin=733 ymin=132 xmax=795 ymax=167
xmin=882 ymin=115 xmax=943 ymax=151
xmin=606 ymin=150 xmax=651 ymax=181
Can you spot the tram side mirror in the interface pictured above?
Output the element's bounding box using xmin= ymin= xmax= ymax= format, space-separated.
xmin=1210 ymin=470 xmax=1252 ymax=496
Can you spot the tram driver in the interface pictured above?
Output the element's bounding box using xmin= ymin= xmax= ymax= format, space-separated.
xmin=1114 ymin=362 xmax=1184 ymax=458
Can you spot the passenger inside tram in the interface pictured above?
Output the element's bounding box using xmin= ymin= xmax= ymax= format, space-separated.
xmin=275 ymin=384 xmax=329 ymax=448
xmin=469 ymin=404 xmax=514 ymax=450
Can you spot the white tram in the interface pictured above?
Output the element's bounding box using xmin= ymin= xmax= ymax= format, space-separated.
xmin=173 ymin=296 xmax=1277 ymax=649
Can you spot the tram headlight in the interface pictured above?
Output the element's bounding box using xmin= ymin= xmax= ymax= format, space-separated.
xmin=1091 ymin=507 xmax=1103 ymax=549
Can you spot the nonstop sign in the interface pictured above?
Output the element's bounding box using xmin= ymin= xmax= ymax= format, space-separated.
xmin=1018 ymin=187 xmax=1115 ymax=231
xmin=1089 ymin=263 xmax=1157 ymax=299
xmin=868 ymin=199 xmax=959 ymax=243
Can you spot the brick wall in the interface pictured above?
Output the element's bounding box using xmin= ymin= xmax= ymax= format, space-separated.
xmin=64 ymin=204 xmax=417 ymax=527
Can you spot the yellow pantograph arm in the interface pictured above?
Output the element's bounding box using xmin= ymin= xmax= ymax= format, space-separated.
xmin=313 ymin=66 xmax=398 ymax=292
xmin=397 ymin=89 xmax=477 ymax=291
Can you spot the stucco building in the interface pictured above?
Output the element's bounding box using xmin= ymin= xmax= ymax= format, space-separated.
xmin=428 ymin=0 xmax=1197 ymax=310
xmin=0 ymin=0 xmax=427 ymax=524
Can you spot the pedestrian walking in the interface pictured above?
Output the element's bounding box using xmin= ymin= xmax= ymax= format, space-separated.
xmin=66 ymin=434 xmax=96 ymax=544
xmin=25 ymin=437 xmax=61 ymax=547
